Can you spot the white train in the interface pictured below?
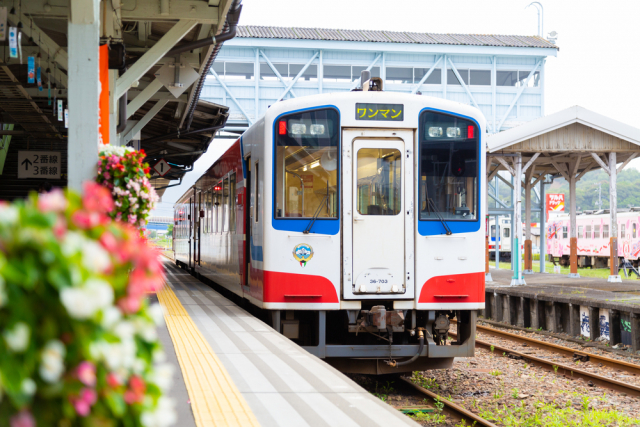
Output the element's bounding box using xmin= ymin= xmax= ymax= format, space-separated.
xmin=173 ymin=78 xmax=486 ymax=373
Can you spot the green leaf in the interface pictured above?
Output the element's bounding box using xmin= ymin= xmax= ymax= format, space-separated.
xmin=106 ymin=391 xmax=127 ymax=417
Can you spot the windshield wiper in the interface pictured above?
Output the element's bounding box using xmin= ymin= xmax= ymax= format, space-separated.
xmin=427 ymin=198 xmax=452 ymax=235
xmin=303 ymin=194 xmax=330 ymax=234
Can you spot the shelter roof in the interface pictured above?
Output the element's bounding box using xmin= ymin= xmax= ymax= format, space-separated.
xmin=237 ymin=25 xmax=559 ymax=50
xmin=488 ymin=106 xmax=640 ymax=153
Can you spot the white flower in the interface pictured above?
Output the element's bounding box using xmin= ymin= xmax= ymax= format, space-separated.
xmin=133 ymin=358 xmax=146 ymax=375
xmin=61 ymin=231 xmax=85 ymax=257
xmin=21 ymin=378 xmax=36 ymax=396
xmin=132 ymin=317 xmax=157 ymax=342
xmin=60 ymin=278 xmax=114 ymax=319
xmin=148 ymin=363 xmax=174 ymax=392
xmin=141 ymin=397 xmax=177 ymax=427
xmin=0 ymin=205 xmax=19 ymax=226
xmin=99 ymin=145 xmax=134 ymax=157
xmin=81 ymin=240 xmax=111 ymax=273
xmin=113 ymin=320 xmax=135 ymax=342
xmin=101 ymin=306 xmax=122 ymax=329
xmin=148 ymin=304 xmax=165 ymax=326
xmin=4 ymin=322 xmax=30 ymax=352
xmin=152 ymin=348 xmax=167 ymax=364
xmin=39 ymin=340 xmax=66 ymax=383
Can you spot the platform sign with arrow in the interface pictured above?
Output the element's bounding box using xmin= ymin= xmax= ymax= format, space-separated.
xmin=152 ymin=158 xmax=171 ymax=177
xmin=18 ymin=151 xmax=61 ymax=179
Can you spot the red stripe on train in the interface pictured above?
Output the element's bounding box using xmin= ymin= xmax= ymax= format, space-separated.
xmin=263 ymin=271 xmax=339 ymax=303
xmin=418 ymin=272 xmax=485 ymax=304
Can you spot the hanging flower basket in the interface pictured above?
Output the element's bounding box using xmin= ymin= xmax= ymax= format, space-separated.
xmin=96 ymin=146 xmax=159 ymax=228
xmin=0 ymin=183 xmax=175 ymax=427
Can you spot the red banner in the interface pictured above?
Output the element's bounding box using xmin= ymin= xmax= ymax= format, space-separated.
xmin=546 ymin=193 xmax=564 ymax=219
xmin=99 ymin=44 xmax=110 ymax=145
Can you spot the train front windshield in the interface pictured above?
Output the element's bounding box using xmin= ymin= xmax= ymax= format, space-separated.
xmin=419 ymin=111 xmax=478 ymax=221
xmin=274 ymin=108 xmax=339 ymax=219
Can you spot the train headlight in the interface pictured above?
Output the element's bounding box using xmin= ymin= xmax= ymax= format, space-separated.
xmin=428 ymin=126 xmax=442 ymax=137
xmin=310 ymin=124 xmax=325 ymax=135
xmin=446 ymin=127 xmax=461 ymax=138
xmin=291 ymin=123 xmax=307 ymax=135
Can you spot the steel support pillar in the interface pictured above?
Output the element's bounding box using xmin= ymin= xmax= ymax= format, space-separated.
xmin=608 ymin=152 xmax=621 ymax=282
xmin=67 ymin=0 xmax=100 ymax=192
xmin=511 ymin=154 xmax=525 ymax=286
xmin=485 ymin=158 xmax=492 ymax=281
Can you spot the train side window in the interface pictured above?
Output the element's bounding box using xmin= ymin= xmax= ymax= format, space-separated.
xmin=594 ymin=225 xmax=600 ymax=239
xmin=229 ymin=173 xmax=236 ymax=232
xmin=208 ymin=190 xmax=214 ymax=233
xmin=578 ymin=225 xmax=583 ymax=239
xmin=215 ymin=181 xmax=223 ymax=233
xmin=503 ymin=228 xmax=510 ymax=238
xmin=634 ymin=223 xmax=637 ymax=239
xmin=563 ymin=226 xmax=568 ymax=239
xmin=586 ymin=225 xmax=591 ymax=239
xmin=603 ymin=224 xmax=609 ymax=239
xmin=255 ymin=162 xmax=260 ymax=223
xmin=222 ymin=177 xmax=229 ymax=232
xmin=490 ymin=225 xmax=496 ymax=238
xmin=621 ymin=224 xmax=626 ymax=238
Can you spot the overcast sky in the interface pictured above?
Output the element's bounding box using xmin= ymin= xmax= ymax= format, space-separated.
xmin=152 ymin=0 xmax=640 ymax=216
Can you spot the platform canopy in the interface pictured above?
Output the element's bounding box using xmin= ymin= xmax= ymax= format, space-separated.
xmin=486 ymin=106 xmax=640 ymax=285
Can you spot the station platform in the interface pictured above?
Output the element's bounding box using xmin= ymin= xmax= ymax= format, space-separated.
xmin=484 ymin=268 xmax=640 ymax=350
xmin=153 ymin=260 xmax=418 ymax=427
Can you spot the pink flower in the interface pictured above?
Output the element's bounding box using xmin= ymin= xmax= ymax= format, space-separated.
xmin=38 ymin=189 xmax=67 ymax=212
xmin=77 ymin=362 xmax=96 ymax=387
xmin=71 ymin=211 xmax=108 ymax=229
xmin=99 ymin=231 xmax=118 ymax=253
xmin=106 ymin=372 xmax=121 ymax=388
xmin=53 ymin=216 xmax=67 ymax=239
xmin=124 ymin=375 xmax=146 ymax=404
xmin=117 ymin=295 xmax=141 ymax=314
xmin=70 ymin=388 xmax=97 ymax=417
xmin=82 ymin=182 xmax=114 ymax=214
xmin=10 ymin=411 xmax=35 ymax=427
xmin=81 ymin=388 xmax=97 ymax=406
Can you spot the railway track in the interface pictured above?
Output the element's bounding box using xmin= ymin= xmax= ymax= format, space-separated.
xmin=399 ymin=377 xmax=498 ymax=427
xmin=449 ymin=323 xmax=640 ymax=397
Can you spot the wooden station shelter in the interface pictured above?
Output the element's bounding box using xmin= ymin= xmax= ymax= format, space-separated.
xmin=486 ymin=106 xmax=640 ymax=286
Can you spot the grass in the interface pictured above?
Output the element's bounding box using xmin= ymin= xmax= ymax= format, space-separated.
xmin=473 ymin=396 xmax=640 ymax=426
xmin=490 ymin=260 xmax=639 ymax=281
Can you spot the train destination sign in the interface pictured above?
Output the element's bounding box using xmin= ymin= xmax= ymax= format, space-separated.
xmin=17 ymin=151 xmax=61 ymax=179
xmin=355 ymin=103 xmax=404 ymax=121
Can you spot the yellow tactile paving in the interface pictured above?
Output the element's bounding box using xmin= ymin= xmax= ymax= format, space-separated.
xmin=157 ymin=284 xmax=261 ymax=427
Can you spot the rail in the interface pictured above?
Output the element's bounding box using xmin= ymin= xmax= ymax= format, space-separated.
xmin=399 ymin=377 xmax=498 ymax=427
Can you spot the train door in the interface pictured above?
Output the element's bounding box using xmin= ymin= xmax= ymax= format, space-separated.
xmin=352 ymin=139 xmax=406 ymax=295
xmin=244 ymin=157 xmax=252 ymax=292
xmin=188 ymin=196 xmax=193 ymax=269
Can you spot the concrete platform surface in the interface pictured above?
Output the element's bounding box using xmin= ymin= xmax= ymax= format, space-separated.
xmin=158 ymin=261 xmax=419 ymax=427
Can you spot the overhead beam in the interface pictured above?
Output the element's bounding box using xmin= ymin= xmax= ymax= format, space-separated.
xmin=122 ymin=99 xmax=169 ymax=145
xmin=494 ymin=156 xmax=515 ymax=176
xmin=116 ymin=20 xmax=198 ymax=99
xmin=617 ymin=153 xmax=638 ymax=174
xmin=15 ymin=0 xmax=221 ymax=24
xmin=275 ymin=51 xmax=319 ymax=103
xmin=412 ymin=56 xmax=443 ymax=95
xmin=127 ymin=79 xmax=164 ymax=119
xmin=259 ymin=50 xmax=297 ymax=98
xmin=590 ymin=152 xmax=611 ymax=175
xmin=447 ymin=58 xmax=481 ymax=112
xmin=496 ymin=59 xmax=543 ymax=132
xmin=209 ymin=68 xmax=254 ymax=125
xmin=521 ymin=152 xmax=540 ymax=174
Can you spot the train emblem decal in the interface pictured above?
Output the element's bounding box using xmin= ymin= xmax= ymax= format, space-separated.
xmin=292 ymin=243 xmax=314 ymax=267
